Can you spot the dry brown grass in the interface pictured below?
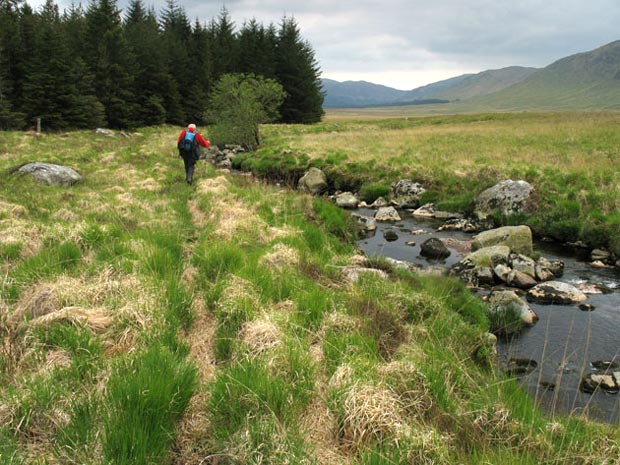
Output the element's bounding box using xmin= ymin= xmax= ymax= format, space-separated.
xmin=0 ymin=200 xmax=27 ymax=218
xmin=259 ymin=243 xmax=300 ymax=271
xmin=27 ymin=306 xmax=113 ymax=333
xmin=339 ymin=382 xmax=409 ymax=449
xmin=300 ymin=396 xmax=349 ymax=465
xmin=239 ymin=316 xmax=283 ymax=357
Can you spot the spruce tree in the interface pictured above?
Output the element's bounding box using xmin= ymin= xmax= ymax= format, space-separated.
xmin=0 ymin=0 xmax=23 ymax=128
xmin=160 ymin=0 xmax=191 ymax=124
xmin=125 ymin=0 xmax=167 ymax=125
xmin=85 ymin=0 xmax=136 ymax=128
xmin=238 ymin=20 xmax=277 ymax=79
xmin=275 ymin=16 xmax=324 ymax=124
xmin=210 ymin=7 xmax=238 ymax=80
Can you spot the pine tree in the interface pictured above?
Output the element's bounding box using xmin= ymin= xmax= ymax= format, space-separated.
xmin=159 ymin=0 xmax=191 ymax=124
xmin=238 ymin=20 xmax=277 ymax=79
xmin=0 ymin=0 xmax=24 ymax=128
xmin=85 ymin=0 xmax=136 ymax=128
xmin=275 ymin=16 xmax=324 ymax=124
xmin=124 ymin=0 xmax=167 ymax=125
xmin=210 ymin=7 xmax=238 ymax=80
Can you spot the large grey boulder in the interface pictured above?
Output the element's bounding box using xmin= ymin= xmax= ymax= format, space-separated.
xmin=488 ymin=290 xmax=538 ymax=336
xmin=335 ymin=192 xmax=359 ymax=209
xmin=527 ymin=281 xmax=587 ymax=305
xmin=474 ymin=179 xmax=537 ymax=220
xmin=391 ymin=179 xmax=426 ymax=208
xmin=298 ymin=167 xmax=327 ymax=195
xmin=420 ymin=238 xmax=451 ymax=259
xmin=17 ymin=162 xmax=82 ymax=187
xmin=464 ymin=245 xmax=511 ymax=269
xmin=472 ymin=225 xmax=533 ymax=257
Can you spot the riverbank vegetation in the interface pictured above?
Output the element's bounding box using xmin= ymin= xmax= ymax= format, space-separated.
xmin=236 ymin=111 xmax=620 ymax=256
xmin=1 ymin=126 xmax=619 ymax=463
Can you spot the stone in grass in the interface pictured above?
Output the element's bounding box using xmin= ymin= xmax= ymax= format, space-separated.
xmin=17 ymin=162 xmax=82 ymax=187
xmin=298 ymin=167 xmax=327 ymax=195
xmin=335 ymin=192 xmax=359 ymax=209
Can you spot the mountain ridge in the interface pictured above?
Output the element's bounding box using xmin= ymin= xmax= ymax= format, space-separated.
xmin=322 ymin=40 xmax=620 ymax=110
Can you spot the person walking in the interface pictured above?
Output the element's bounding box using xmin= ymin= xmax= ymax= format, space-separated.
xmin=177 ymin=123 xmax=210 ymax=184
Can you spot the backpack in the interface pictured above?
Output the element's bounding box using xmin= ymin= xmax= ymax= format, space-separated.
xmin=178 ymin=131 xmax=197 ymax=157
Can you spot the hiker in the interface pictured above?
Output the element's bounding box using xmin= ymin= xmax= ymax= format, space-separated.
xmin=177 ymin=123 xmax=210 ymax=184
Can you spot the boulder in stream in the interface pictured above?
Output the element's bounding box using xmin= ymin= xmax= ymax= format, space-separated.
xmin=374 ymin=206 xmax=401 ymax=222
xmin=580 ymin=373 xmax=620 ymax=394
xmin=488 ymin=290 xmax=538 ymax=336
xmin=351 ymin=213 xmax=377 ymax=232
xmin=472 ymin=225 xmax=533 ymax=257
xmin=526 ymin=281 xmax=587 ymax=305
xmin=420 ymin=238 xmax=451 ymax=259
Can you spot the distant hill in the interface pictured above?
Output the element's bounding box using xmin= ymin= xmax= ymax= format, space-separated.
xmin=323 ymin=40 xmax=620 ymax=111
xmin=469 ymin=40 xmax=620 ymax=110
xmin=321 ymin=79 xmax=410 ymax=107
xmin=322 ymin=67 xmax=537 ymax=108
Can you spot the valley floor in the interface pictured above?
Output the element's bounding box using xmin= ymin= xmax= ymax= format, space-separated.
xmin=0 ymin=125 xmax=619 ymax=464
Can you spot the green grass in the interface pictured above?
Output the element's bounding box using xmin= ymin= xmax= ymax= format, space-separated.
xmin=102 ymin=345 xmax=197 ymax=465
xmin=1 ymin=125 xmax=619 ymax=465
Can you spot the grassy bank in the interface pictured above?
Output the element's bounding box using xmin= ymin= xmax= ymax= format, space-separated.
xmin=237 ymin=111 xmax=620 ymax=254
xmin=1 ymin=127 xmax=619 ymax=464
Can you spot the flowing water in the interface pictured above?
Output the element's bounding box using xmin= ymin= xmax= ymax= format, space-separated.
xmin=355 ymin=208 xmax=620 ymax=424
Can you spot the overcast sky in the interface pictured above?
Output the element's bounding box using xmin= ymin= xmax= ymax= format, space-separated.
xmin=28 ymin=0 xmax=620 ymax=90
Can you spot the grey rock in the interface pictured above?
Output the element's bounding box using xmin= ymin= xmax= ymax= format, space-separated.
xmin=580 ymin=373 xmax=619 ymax=394
xmin=375 ymin=206 xmax=401 ymax=222
xmin=335 ymin=192 xmax=359 ymax=209
xmin=341 ymin=266 xmax=388 ymax=283
xmin=391 ymin=179 xmax=426 ymax=208
xmin=437 ymin=218 xmax=481 ymax=233
xmin=369 ymin=197 xmax=389 ymax=209
xmin=351 ymin=213 xmax=377 ymax=232
xmin=17 ymin=162 xmax=82 ymax=187
xmin=591 ymin=248 xmax=611 ymax=262
xmin=591 ymin=360 xmax=619 ymax=370
xmin=472 ymin=226 xmax=533 ymax=257
xmin=535 ymin=257 xmax=564 ymax=281
xmin=383 ymin=230 xmax=399 ymax=242
xmin=474 ymin=179 xmax=537 ymax=221
xmin=507 ymin=270 xmax=538 ymax=289
xmin=420 ymin=238 xmax=451 ymax=259
xmin=95 ymin=128 xmax=115 ymax=137
xmin=488 ymin=290 xmax=538 ymax=336
xmin=411 ymin=203 xmax=436 ymax=218
xmin=506 ymin=358 xmax=538 ymax=376
xmin=405 ymin=240 xmax=416 ymax=246
xmin=510 ymin=254 xmax=536 ymax=278
xmin=464 ymin=246 xmax=511 ymax=268
xmin=298 ymin=167 xmax=327 ymax=195
xmin=493 ymin=264 xmax=512 ymax=283
xmin=579 ymin=303 xmax=596 ymax=312
xmin=527 ymin=281 xmax=587 ymax=305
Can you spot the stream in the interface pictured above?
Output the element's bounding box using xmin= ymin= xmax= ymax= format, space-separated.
xmin=355 ymin=208 xmax=620 ymax=424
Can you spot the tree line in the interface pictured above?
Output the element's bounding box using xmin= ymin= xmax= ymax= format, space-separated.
xmin=0 ymin=0 xmax=324 ymax=130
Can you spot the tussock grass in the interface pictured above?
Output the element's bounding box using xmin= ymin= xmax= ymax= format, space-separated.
xmin=1 ymin=126 xmax=619 ymax=465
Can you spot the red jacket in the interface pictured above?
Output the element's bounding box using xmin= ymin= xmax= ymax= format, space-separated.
xmin=177 ymin=128 xmax=210 ymax=148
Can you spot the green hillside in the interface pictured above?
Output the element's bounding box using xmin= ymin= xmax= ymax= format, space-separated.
xmin=469 ymin=40 xmax=620 ymax=110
